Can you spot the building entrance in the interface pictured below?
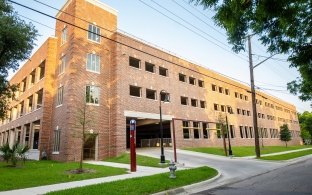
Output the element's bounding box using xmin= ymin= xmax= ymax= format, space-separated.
xmin=126 ymin=117 xmax=171 ymax=148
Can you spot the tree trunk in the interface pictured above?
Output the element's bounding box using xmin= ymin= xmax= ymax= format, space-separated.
xmin=285 ymin=141 xmax=288 ymax=148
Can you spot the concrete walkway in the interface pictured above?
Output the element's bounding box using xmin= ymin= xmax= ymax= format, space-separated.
xmin=1 ymin=148 xmax=311 ymax=195
xmin=0 ymin=162 xmax=169 ymax=195
xmin=240 ymin=147 xmax=312 ymax=159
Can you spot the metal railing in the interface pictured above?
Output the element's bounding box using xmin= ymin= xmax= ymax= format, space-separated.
xmin=140 ymin=138 xmax=172 ymax=148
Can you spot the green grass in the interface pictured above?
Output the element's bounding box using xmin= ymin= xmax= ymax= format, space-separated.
xmin=105 ymin=153 xmax=169 ymax=167
xmin=261 ymin=149 xmax=312 ymax=160
xmin=0 ymin=160 xmax=127 ymax=191
xmin=184 ymin=145 xmax=312 ymax=157
xmin=47 ymin=166 xmax=218 ymax=195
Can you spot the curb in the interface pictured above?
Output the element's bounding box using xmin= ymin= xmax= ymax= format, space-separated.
xmin=152 ymin=172 xmax=222 ymax=195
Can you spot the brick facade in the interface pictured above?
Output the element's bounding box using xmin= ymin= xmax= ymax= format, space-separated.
xmin=0 ymin=0 xmax=301 ymax=161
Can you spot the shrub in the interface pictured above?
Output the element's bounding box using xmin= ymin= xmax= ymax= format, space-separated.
xmin=0 ymin=142 xmax=29 ymax=167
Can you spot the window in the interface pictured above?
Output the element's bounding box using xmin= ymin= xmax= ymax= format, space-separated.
xmin=86 ymin=86 xmax=100 ymax=104
xmin=160 ymin=92 xmax=170 ymax=101
xmin=53 ymin=128 xmax=61 ymax=152
xmin=189 ymin=77 xmax=196 ymax=85
xmin=214 ymin=103 xmax=219 ymax=111
xmin=191 ymin=99 xmax=198 ymax=107
xmin=24 ymin=125 xmax=30 ymax=147
xmin=39 ymin=61 xmax=45 ymax=80
xmin=87 ymin=53 xmax=100 ymax=73
xmin=203 ymin=123 xmax=209 ymax=139
xmin=193 ymin=122 xmax=200 ymax=139
xmin=237 ymin=108 xmax=241 ymax=114
xmin=159 ymin=67 xmax=168 ymax=76
xmin=258 ymin=113 xmax=261 ymax=118
xmin=27 ymin=95 xmax=33 ymax=113
xmin=227 ymin=106 xmax=233 ymax=114
xmin=179 ymin=73 xmax=186 ymax=82
xmin=219 ymin=87 xmax=223 ymax=93
xmin=259 ymin=128 xmax=263 ymax=138
xmin=247 ymin=110 xmax=251 ymax=116
xmin=19 ymin=101 xmax=24 ymax=117
xmin=264 ymin=128 xmax=268 ymax=138
xmin=59 ymin=55 xmax=66 ymax=75
xmin=221 ymin=105 xmax=226 ymax=112
xmin=235 ymin=92 xmax=239 ymax=98
xmin=242 ymin=110 xmax=246 ymax=115
xmin=240 ymin=94 xmax=243 ymax=99
xmin=245 ymin=126 xmax=249 ymax=138
xmin=262 ymin=114 xmax=265 ymax=119
xmin=145 ymin=62 xmax=155 ymax=73
xmin=198 ymin=80 xmax=204 ymax=87
xmin=212 ymin=84 xmax=217 ymax=91
xmin=57 ymin=86 xmax=64 ymax=106
xmin=61 ymin=27 xmax=67 ymax=44
xmin=244 ymin=95 xmax=248 ymax=101
xmin=183 ymin=121 xmax=190 ymax=139
xmin=21 ymin=78 xmax=27 ymax=93
xmin=146 ymin=89 xmax=156 ymax=100
xmin=200 ymin=100 xmax=206 ymax=108
xmin=216 ymin=123 xmax=222 ymax=138
xmin=181 ymin=96 xmax=188 ymax=105
xmin=239 ymin=126 xmax=244 ymax=138
xmin=225 ymin=89 xmax=230 ymax=95
xmin=249 ymin=127 xmax=253 ymax=138
xmin=36 ymin=89 xmax=43 ymax=109
xmin=129 ymin=85 xmax=141 ymax=97
xmin=29 ymin=70 xmax=36 ymax=86
xmin=129 ymin=57 xmax=140 ymax=69
xmin=229 ymin=125 xmax=235 ymax=138
xmin=88 ymin=24 xmax=100 ymax=42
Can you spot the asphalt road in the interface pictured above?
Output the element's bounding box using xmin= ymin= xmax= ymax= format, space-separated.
xmin=194 ymin=157 xmax=312 ymax=195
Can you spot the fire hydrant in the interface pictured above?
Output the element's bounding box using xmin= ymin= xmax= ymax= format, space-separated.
xmin=169 ymin=160 xmax=177 ymax=179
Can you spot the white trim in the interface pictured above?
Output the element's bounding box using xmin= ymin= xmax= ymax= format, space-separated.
xmin=124 ymin=110 xmax=173 ymax=121
xmin=86 ymin=0 xmax=118 ymax=16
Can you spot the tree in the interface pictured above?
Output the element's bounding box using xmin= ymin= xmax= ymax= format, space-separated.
xmin=0 ymin=0 xmax=38 ymax=119
xmin=73 ymin=101 xmax=96 ymax=173
xmin=298 ymin=111 xmax=312 ymax=144
xmin=216 ymin=113 xmax=227 ymax=156
xmin=280 ymin=124 xmax=292 ymax=147
xmin=191 ymin=0 xmax=312 ymax=101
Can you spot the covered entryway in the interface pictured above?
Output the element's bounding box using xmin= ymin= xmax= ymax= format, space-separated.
xmin=83 ymin=134 xmax=97 ymax=160
xmin=124 ymin=111 xmax=173 ymax=148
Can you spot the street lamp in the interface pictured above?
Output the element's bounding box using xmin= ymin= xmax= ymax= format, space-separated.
xmin=159 ymin=90 xmax=170 ymax=163
xmin=226 ymin=106 xmax=233 ymax=156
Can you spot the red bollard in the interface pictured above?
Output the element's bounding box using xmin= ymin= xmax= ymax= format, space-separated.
xmin=130 ymin=119 xmax=136 ymax=172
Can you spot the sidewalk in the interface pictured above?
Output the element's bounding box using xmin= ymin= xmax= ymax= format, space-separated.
xmin=0 ymin=162 xmax=170 ymax=195
xmin=240 ymin=147 xmax=312 ymax=159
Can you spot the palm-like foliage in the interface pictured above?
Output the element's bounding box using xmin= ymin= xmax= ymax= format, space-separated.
xmin=0 ymin=143 xmax=11 ymax=163
xmin=0 ymin=142 xmax=29 ymax=166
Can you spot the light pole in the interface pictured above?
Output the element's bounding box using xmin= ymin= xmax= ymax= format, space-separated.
xmin=159 ymin=90 xmax=170 ymax=163
xmin=226 ymin=106 xmax=233 ymax=156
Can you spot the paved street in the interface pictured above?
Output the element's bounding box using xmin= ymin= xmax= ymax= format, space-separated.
xmin=138 ymin=148 xmax=312 ymax=194
xmin=195 ymin=157 xmax=312 ymax=195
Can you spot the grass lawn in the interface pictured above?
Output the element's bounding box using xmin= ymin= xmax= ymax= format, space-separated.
xmin=184 ymin=145 xmax=312 ymax=157
xmin=47 ymin=166 xmax=218 ymax=195
xmin=0 ymin=160 xmax=127 ymax=191
xmin=261 ymin=149 xmax=312 ymax=160
xmin=105 ymin=153 xmax=169 ymax=167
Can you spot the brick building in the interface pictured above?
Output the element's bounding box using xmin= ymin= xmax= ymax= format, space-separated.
xmin=0 ymin=0 xmax=301 ymax=161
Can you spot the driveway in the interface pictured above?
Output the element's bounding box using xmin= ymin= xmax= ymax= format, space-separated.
xmin=137 ymin=148 xmax=311 ymax=194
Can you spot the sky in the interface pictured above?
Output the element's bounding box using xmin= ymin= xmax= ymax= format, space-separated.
xmin=9 ymin=0 xmax=311 ymax=112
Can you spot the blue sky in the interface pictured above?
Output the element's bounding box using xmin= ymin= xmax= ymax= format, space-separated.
xmin=10 ymin=0 xmax=311 ymax=112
